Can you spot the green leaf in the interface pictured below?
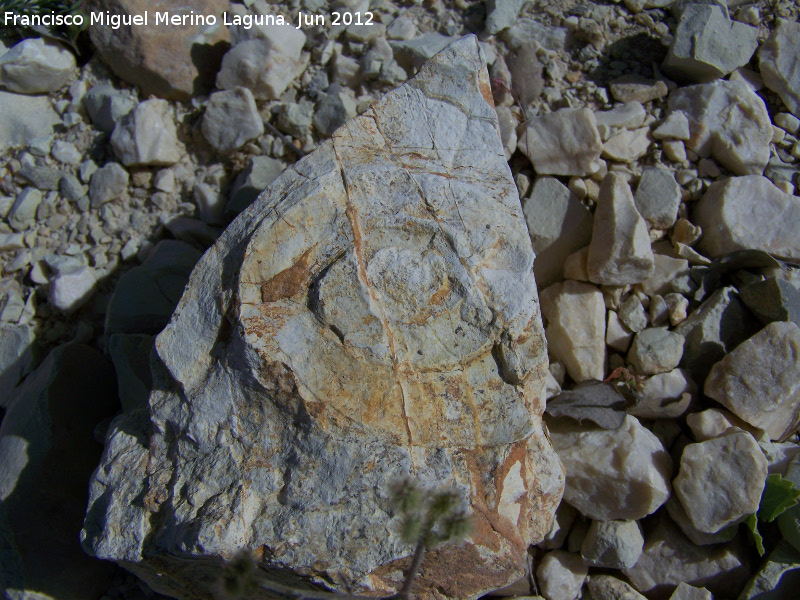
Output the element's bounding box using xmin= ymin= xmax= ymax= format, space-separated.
xmin=777 ymin=505 xmax=800 ymax=554
xmin=745 ymin=513 xmax=765 ymax=556
xmin=758 ymin=474 xmax=800 ymax=522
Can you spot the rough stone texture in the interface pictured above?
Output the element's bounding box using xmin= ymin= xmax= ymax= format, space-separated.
xmin=639 ymin=255 xmax=691 ymax=297
xmin=81 ymin=37 xmax=565 ymax=600
xmin=759 ymin=19 xmax=800 ymax=119
xmin=738 ymin=541 xmax=800 ymax=600
xmin=740 ymin=276 xmax=800 ymax=327
xmin=594 ymin=102 xmax=646 ymax=140
xmin=634 ymin=167 xmax=681 ymax=229
xmin=485 ymin=0 xmax=527 ymax=35
xmin=517 ymin=108 xmax=603 ymax=176
xmin=587 ymin=173 xmax=655 ymax=285
xmin=0 ymin=90 xmax=60 ymax=152
xmin=628 ymin=369 xmax=694 ymax=420
xmin=705 ymin=321 xmax=800 ymax=441
xmin=547 ymin=415 xmax=672 ymax=521
xmin=538 ymin=502 xmax=578 ymax=550
xmin=609 ymin=75 xmax=668 ymax=104
xmin=216 ymin=22 xmax=307 ymax=100
xmin=228 ymin=156 xmax=287 ymax=215
xmin=88 ymin=0 xmax=230 ymax=100
xmin=536 ymin=550 xmax=588 ymax=600
xmin=107 ymin=333 xmax=154 ymax=414
xmin=623 ymin=513 xmax=751 ymax=599
xmin=664 ymin=5 xmax=758 ymax=82
xmin=0 ymin=343 xmax=119 ymax=599
xmin=665 ymin=494 xmax=739 ymax=546
xmin=523 ymin=177 xmax=594 ymax=288
xmin=588 ymin=575 xmax=648 ymax=600
xmin=693 ymin=175 xmax=800 ymax=261
xmin=628 ymin=328 xmax=685 ymax=376
xmin=83 ymin=84 xmax=137 ymax=133
xmin=674 ymin=430 xmax=767 ymax=533
xmin=668 ymin=582 xmax=713 ymax=600
xmin=602 ymin=127 xmax=651 ymax=163
xmin=580 ymin=520 xmax=644 ymax=569
xmin=0 ymin=37 xmax=76 ymax=94
xmin=653 ymin=110 xmax=691 ymax=140
xmin=110 ymin=99 xmax=181 ymax=167
xmin=48 ymin=266 xmax=97 ymax=313
xmin=505 ymin=42 xmax=545 ymax=107
xmin=686 ymin=408 xmax=765 ymax=443
xmin=89 ymin=162 xmax=129 ymax=208
xmin=668 ymin=80 xmax=772 ymax=175
xmin=7 ymin=188 xmax=42 ymax=232
xmin=202 ymin=87 xmax=265 ymax=153
xmin=540 ymin=280 xmax=606 ymax=382
xmin=0 ymin=324 xmax=34 ymax=400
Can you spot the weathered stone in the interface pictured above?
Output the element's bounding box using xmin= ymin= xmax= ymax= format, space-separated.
xmin=536 ymin=550 xmax=587 ymax=600
xmin=503 ymin=18 xmax=569 ymax=53
xmin=602 ymin=127 xmax=651 ymax=163
xmin=83 ymin=84 xmax=137 ymax=133
xmin=313 ymin=86 xmax=357 ymax=137
xmin=664 ymin=5 xmax=758 ymax=82
xmin=523 ymin=177 xmax=594 ymax=288
xmin=540 ymin=280 xmax=606 ymax=382
xmin=0 ymin=37 xmax=76 ymax=94
xmin=628 ymin=368 xmax=694 ymax=420
xmin=538 ymin=502 xmax=578 ymax=550
xmin=0 ymin=324 xmax=34 ymax=401
xmin=740 ymin=277 xmax=800 ymax=327
xmin=653 ymin=110 xmax=691 ymax=140
xmin=694 ymin=175 xmax=800 ymax=261
xmin=89 ymin=162 xmax=129 ymax=208
xmin=668 ymin=582 xmax=713 ymax=600
xmin=760 ymin=441 xmax=800 ymax=475
xmin=17 ymin=164 xmax=62 ymax=191
xmin=623 ymin=513 xmax=750 ymax=599
xmin=104 ymin=240 xmax=202 ymax=337
xmin=628 ymin=327 xmax=685 ymax=376
xmin=668 ymin=80 xmax=772 ymax=175
xmin=588 ymin=575 xmax=648 ymax=600
xmin=202 ymin=87 xmax=265 ymax=153
xmin=518 ymin=108 xmax=603 ymax=177
xmin=665 ymin=493 xmax=739 ymax=547
xmin=48 ymin=266 xmax=97 ymax=313
xmin=391 ymin=33 xmax=457 ymax=72
xmin=738 ymin=541 xmax=800 ymax=600
xmin=634 ymin=167 xmax=681 ymax=230
xmin=581 ymin=520 xmax=643 ymax=569
xmin=82 ymin=37 xmax=565 ymax=600
xmin=609 ymin=75 xmax=668 ymax=104
xmin=88 ymin=0 xmax=230 ymax=100
xmin=705 ymin=321 xmax=800 ymax=441
xmin=675 ymin=286 xmax=760 ymax=384
xmin=216 ymin=23 xmax=307 ymax=100
xmin=686 ymin=408 xmax=766 ymax=443
xmin=51 ymin=140 xmax=81 ymax=166
xmin=674 ymin=430 xmax=767 ymax=533
xmin=0 ymin=343 xmax=118 ymax=599
xmin=505 ymin=42 xmax=544 ymax=106
xmin=548 ymin=415 xmax=672 ymax=521
xmin=759 ymin=20 xmax=800 ymax=119
xmin=107 ymin=334 xmax=153 ymax=414
xmin=6 ymin=188 xmax=42 ymax=232
xmin=587 ymin=173 xmax=655 ymax=286
xmin=0 ymin=91 xmax=60 ymax=152
xmin=594 ymin=102 xmax=646 ymax=141
xmin=278 ymin=100 xmax=315 ymax=139
xmin=110 ymin=99 xmax=181 ymax=167
xmin=618 ymin=295 xmax=648 ymax=333
xmin=228 ymin=156 xmax=286 ymax=215
xmin=607 ymin=310 xmax=634 ymax=353
xmin=639 ymin=255 xmax=691 ymax=297
xmin=485 ymin=0 xmax=527 ymax=35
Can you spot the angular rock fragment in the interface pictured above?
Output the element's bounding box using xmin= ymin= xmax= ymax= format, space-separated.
xmin=588 ymin=575 xmax=648 ymax=600
xmin=540 ymin=280 xmax=606 ymax=382
xmin=536 ymin=550 xmax=587 ymax=600
xmin=669 ymin=582 xmax=713 ymax=600
xmin=739 ymin=277 xmax=800 ymax=327
xmin=705 ymin=321 xmax=800 ymax=441
xmin=609 ymin=75 xmax=668 ymax=104
xmin=580 ymin=520 xmax=644 ymax=569
xmin=0 ymin=37 xmax=76 ymax=94
xmin=587 ymin=173 xmax=654 ymax=285
xmin=628 ymin=327 xmax=685 ymax=376
xmin=0 ymin=91 xmax=60 ymax=153
xmin=694 ymin=175 xmax=800 ymax=261
xmin=523 ymin=177 xmax=594 ymax=288
xmin=83 ymin=84 xmax=136 ymax=133
xmin=674 ymin=430 xmax=767 ymax=533
xmin=594 ymin=102 xmax=646 ymax=141
xmin=634 ymin=167 xmax=681 ymax=230
xmin=548 ymin=415 xmax=672 ymax=521
xmin=518 ymin=108 xmax=603 ymax=176
xmin=668 ymin=80 xmax=772 ymax=175
xmin=81 ymin=36 xmax=564 ymax=600
xmin=202 ymin=87 xmax=265 ymax=153
xmin=664 ymin=4 xmax=758 ymax=82
xmin=110 ymin=99 xmax=181 ymax=167
xmin=759 ymin=20 xmax=800 ymax=119
xmin=602 ymin=127 xmax=651 ymax=163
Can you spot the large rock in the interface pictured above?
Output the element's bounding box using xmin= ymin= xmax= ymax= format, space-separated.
xmin=759 ymin=19 xmax=800 ymax=119
xmin=667 ymin=80 xmax=772 ymax=175
xmin=81 ymin=36 xmax=565 ymax=600
xmin=693 ymin=175 xmax=800 ymax=261
xmin=704 ymin=321 xmax=800 ymax=441
xmin=0 ymin=91 xmax=60 ymax=153
xmin=0 ymin=37 xmax=76 ymax=94
xmin=110 ymin=99 xmax=181 ymax=167
xmin=547 ymin=415 xmax=672 ymax=521
xmin=518 ymin=108 xmax=603 ymax=176
xmin=201 ymin=87 xmax=265 ymax=153
xmin=1 ymin=343 xmax=119 ymax=599
xmin=87 ymin=0 xmax=230 ymax=100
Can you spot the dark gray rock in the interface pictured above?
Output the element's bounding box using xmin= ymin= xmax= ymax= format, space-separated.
xmin=89 ymin=162 xmax=129 ymax=207
xmin=313 ymin=86 xmax=355 ymax=137
xmin=82 ymin=84 xmax=136 ymax=133
xmin=0 ymin=343 xmax=118 ymax=599
xmin=107 ymin=334 xmax=153 ymax=413
xmin=18 ymin=165 xmax=63 ymax=191
xmin=6 ymin=188 xmax=42 ymax=231
xmin=0 ymin=324 xmax=34 ymax=404
xmin=740 ymin=277 xmax=800 ymax=327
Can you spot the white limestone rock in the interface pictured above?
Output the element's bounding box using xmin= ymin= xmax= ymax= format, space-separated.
xmin=602 ymin=127 xmax=651 ymax=163
xmin=0 ymin=91 xmax=60 ymax=153
xmin=540 ymin=280 xmax=606 ymax=382
xmin=668 ymin=80 xmax=772 ymax=175
xmin=580 ymin=520 xmax=644 ymax=569
xmin=653 ymin=110 xmax=691 ymax=140
xmin=587 ymin=173 xmax=655 ymax=286
xmin=705 ymin=321 xmax=800 ymax=441
xmin=48 ymin=266 xmax=97 ymax=313
xmin=639 ymin=254 xmax=690 ymax=297
xmin=547 ymin=414 xmax=672 ymax=521
xmin=110 ymin=99 xmax=181 ymax=167
xmin=217 ymin=24 xmax=308 ymax=100
xmin=759 ymin=19 xmax=800 ymax=119
xmin=594 ymin=102 xmax=646 ymax=141
xmin=628 ymin=368 xmax=695 ymax=420
xmin=664 ymin=4 xmax=758 ymax=82
xmin=669 ymin=582 xmax=713 ymax=600
xmin=674 ymin=430 xmax=768 ymax=533
xmin=623 ymin=513 xmax=751 ymax=598
xmin=538 ymin=502 xmax=578 ymax=550
xmin=665 ymin=493 xmax=739 ymax=546
xmin=89 ymin=162 xmax=129 ymax=208
xmin=518 ymin=108 xmax=603 ymax=176
xmin=628 ymin=327 xmax=685 ymax=376
xmin=81 ymin=36 xmax=565 ymax=600
xmin=523 ymin=177 xmax=594 ymax=288
xmin=694 ymin=175 xmax=800 ymax=261
xmin=588 ymin=575 xmax=648 ymax=600
xmin=607 ymin=310 xmax=634 ymax=353
xmin=202 ymin=87 xmax=265 ymax=154
xmin=634 ymin=167 xmax=681 ymax=230
xmin=0 ymin=37 xmax=76 ymax=94
xmin=536 ymin=550 xmax=588 ymax=600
